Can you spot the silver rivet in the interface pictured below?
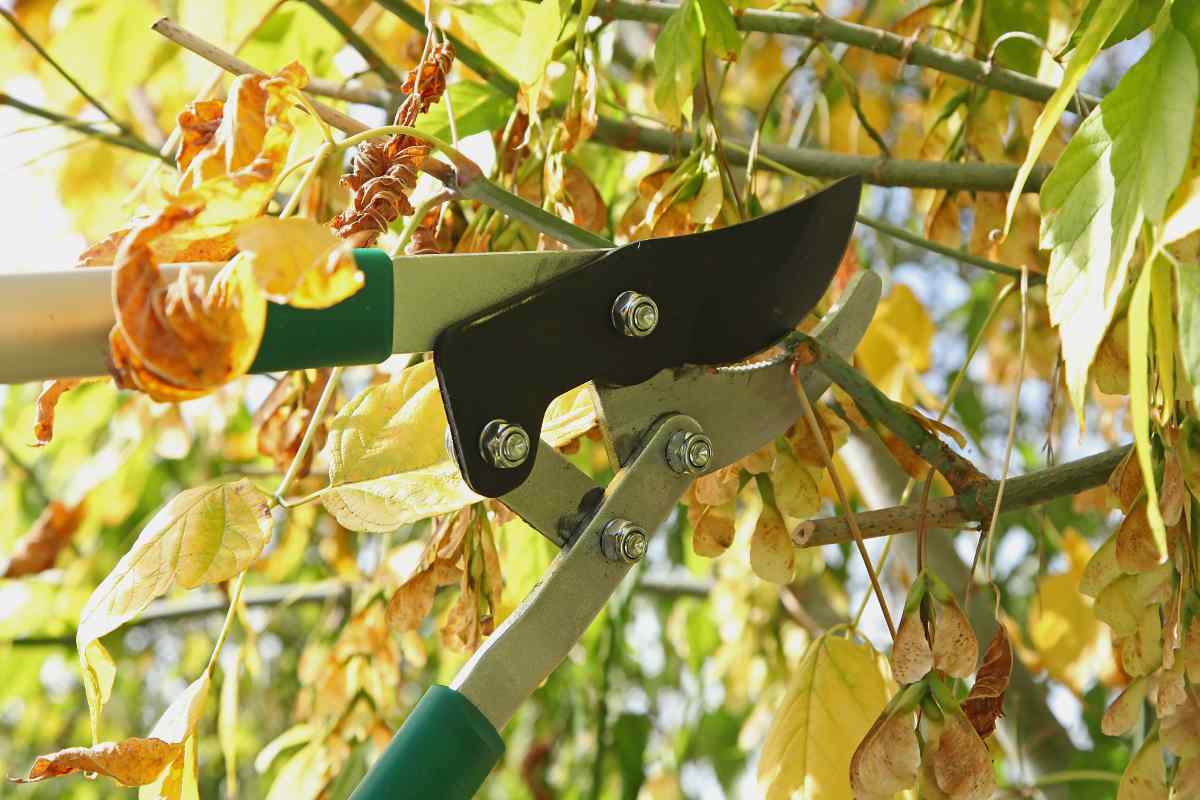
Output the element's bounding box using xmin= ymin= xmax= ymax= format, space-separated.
xmin=612 ymin=291 xmax=659 ymax=338
xmin=666 ymin=431 xmax=714 ymax=475
xmin=600 ymin=519 xmax=648 ymax=563
xmin=479 ymin=420 xmax=531 ymax=469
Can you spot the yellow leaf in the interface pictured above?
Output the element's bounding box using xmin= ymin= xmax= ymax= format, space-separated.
xmin=757 ymin=634 xmax=896 ymax=800
xmin=855 ymin=284 xmax=934 ymax=403
xmin=236 ymin=217 xmax=364 ymax=309
xmin=322 ymin=361 xmax=480 ymax=532
xmin=324 ymin=362 xmax=592 ymax=531
xmin=1026 ymin=531 xmax=1114 ymax=693
xmin=77 ymin=479 xmax=271 ymax=737
xmin=1119 ymin=733 xmax=1167 ymax=800
xmin=749 ymin=504 xmax=795 ymax=584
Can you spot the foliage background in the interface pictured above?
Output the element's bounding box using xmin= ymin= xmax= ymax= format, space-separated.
xmin=0 ymin=0 xmax=1187 ymax=798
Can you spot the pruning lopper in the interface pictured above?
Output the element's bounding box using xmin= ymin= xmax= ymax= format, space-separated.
xmin=0 ymin=177 xmax=879 ymax=799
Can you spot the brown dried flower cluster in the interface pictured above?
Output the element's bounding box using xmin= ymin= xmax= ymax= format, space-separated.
xmin=330 ymin=42 xmax=455 ymax=244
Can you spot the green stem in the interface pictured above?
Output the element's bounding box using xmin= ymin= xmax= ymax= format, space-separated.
xmin=1022 ymin=770 xmax=1122 ymax=787
xmin=462 ymin=177 xmax=613 ymax=249
xmin=297 ymin=0 xmax=403 ymax=85
xmin=205 ymin=572 xmax=246 ymax=676
xmin=0 ymin=93 xmax=169 ymax=162
xmin=0 ymin=7 xmax=136 ymax=136
xmin=279 ymin=142 xmax=332 ymax=217
xmin=593 ymin=0 xmax=1100 ymax=114
xmin=855 ymin=214 xmax=1038 ymax=283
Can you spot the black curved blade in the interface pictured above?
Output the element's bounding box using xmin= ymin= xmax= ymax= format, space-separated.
xmin=436 ymin=177 xmax=863 ymax=497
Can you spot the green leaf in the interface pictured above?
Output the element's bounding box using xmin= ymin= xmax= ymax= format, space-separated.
xmin=695 ymin=0 xmax=741 ymax=61
xmin=612 ymin=713 xmax=651 ymax=800
xmin=1175 ymin=0 xmax=1200 ymax=58
xmin=1067 ymin=0 xmax=1166 ymax=53
xmin=454 ymin=0 xmax=561 ymax=88
xmin=653 ymin=0 xmax=704 ymax=125
xmin=1129 ymin=259 xmax=1168 ymax=563
xmin=416 ymin=81 xmax=516 ymax=141
xmin=1176 ymin=261 xmax=1200 ymax=406
xmin=1040 ymin=28 xmax=1198 ymax=422
xmin=981 ymin=0 xmax=1050 ymax=76
xmin=1003 ymin=0 xmax=1134 ymax=238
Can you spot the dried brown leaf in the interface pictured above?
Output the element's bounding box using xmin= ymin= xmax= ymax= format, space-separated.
xmin=962 ymin=627 xmax=1012 ymax=738
xmin=849 ymin=711 xmax=919 ymax=800
xmin=932 ymin=597 xmax=979 ymax=678
xmin=1 ymin=500 xmax=85 ymax=578
xmin=32 ymin=378 xmax=87 ymax=446
xmin=11 ymin=739 xmax=181 ymax=786
xmin=891 ymin=612 xmax=933 ymax=685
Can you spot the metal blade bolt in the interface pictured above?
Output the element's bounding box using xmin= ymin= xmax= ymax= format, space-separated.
xmin=599 ymin=519 xmax=648 ymax=563
xmin=666 ymin=431 xmax=713 ymax=475
xmin=479 ymin=420 xmax=531 ymax=469
xmin=611 ymin=291 xmax=659 ymax=337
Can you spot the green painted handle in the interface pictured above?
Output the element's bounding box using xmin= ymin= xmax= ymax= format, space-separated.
xmin=249 ymin=248 xmax=394 ymax=373
xmin=348 ymin=685 xmax=504 ymax=800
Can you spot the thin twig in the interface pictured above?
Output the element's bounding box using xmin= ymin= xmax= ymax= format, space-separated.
xmin=593 ymin=0 xmax=1100 ymax=114
xmin=797 ymin=445 xmax=1130 ymax=546
xmin=0 ymin=94 xmax=168 ymax=162
xmin=855 ymin=213 xmax=1038 ymax=283
xmin=793 ymin=366 xmax=896 ymax=639
xmin=0 ymin=7 xmax=135 ymax=136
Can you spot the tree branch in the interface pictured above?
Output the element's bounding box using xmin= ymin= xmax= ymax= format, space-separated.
xmin=0 ymin=93 xmax=169 ymax=162
xmin=6 ymin=573 xmax=714 ymax=647
xmin=855 ymin=213 xmax=1040 ymax=283
xmin=296 ymin=0 xmax=404 ymax=86
xmin=796 ymin=445 xmax=1128 ymax=547
xmin=594 ymin=0 xmax=1100 ymax=115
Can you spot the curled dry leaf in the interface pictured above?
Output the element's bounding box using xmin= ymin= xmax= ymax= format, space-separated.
xmin=32 ymin=378 xmax=92 ymax=446
xmin=962 ymin=626 xmax=1012 ymax=738
xmin=1101 ymin=675 xmax=1150 ymax=737
xmin=11 ymin=739 xmax=181 ymax=786
xmin=1116 ymin=499 xmax=1167 ymax=573
xmin=108 ymin=204 xmax=267 ymax=401
xmin=927 ymin=711 xmax=997 ymax=800
xmin=749 ymin=504 xmax=796 ymax=584
xmin=386 ymin=512 xmax=471 ymax=632
xmin=849 ymin=711 xmax=919 ymax=800
xmin=891 ymin=612 xmax=933 ymax=685
xmin=235 ymin=217 xmax=364 ymax=309
xmin=932 ymin=596 xmax=978 ymax=678
xmin=1 ymin=500 xmax=85 ymax=578
xmin=253 ymin=369 xmax=333 ymax=477
xmin=331 ymin=43 xmax=454 ymax=243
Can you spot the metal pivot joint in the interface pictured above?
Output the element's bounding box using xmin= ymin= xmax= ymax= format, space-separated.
xmin=600 ymin=519 xmax=648 ymax=563
xmin=479 ymin=420 xmax=531 ymax=469
xmin=611 ymin=290 xmax=659 ymax=338
xmin=666 ymin=431 xmax=713 ymax=475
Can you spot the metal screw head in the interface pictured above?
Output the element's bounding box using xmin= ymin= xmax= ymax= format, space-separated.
xmin=600 ymin=519 xmax=648 ymax=563
xmin=666 ymin=431 xmax=714 ymax=475
xmin=479 ymin=420 xmax=531 ymax=469
xmin=612 ymin=291 xmax=659 ymax=338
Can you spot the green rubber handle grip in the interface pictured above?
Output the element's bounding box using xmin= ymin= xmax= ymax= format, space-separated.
xmin=348 ymin=685 xmax=504 ymax=800
xmin=249 ymin=248 xmax=394 ymax=373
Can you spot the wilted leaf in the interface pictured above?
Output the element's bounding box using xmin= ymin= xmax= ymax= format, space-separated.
xmin=1 ymin=500 xmax=85 ymax=578
xmin=1119 ymin=733 xmax=1167 ymax=800
xmin=891 ymin=612 xmax=933 ymax=685
xmin=1101 ymin=675 xmax=1149 ymax=736
xmin=236 ymin=217 xmax=364 ymax=309
xmin=1040 ymin=28 xmax=1197 ymax=422
xmin=749 ymin=504 xmax=795 ymax=584
xmin=932 ymin=596 xmax=978 ymax=678
xmin=77 ymin=480 xmax=271 ymax=736
xmin=849 ymin=711 xmax=919 ymax=800
xmin=108 ymin=205 xmax=267 ymax=401
xmin=12 ymin=739 xmax=182 ymax=786
xmin=962 ymin=627 xmax=1012 ymax=738
xmin=926 ymin=711 xmax=997 ymax=800
xmin=758 ymin=634 xmax=896 ymax=800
